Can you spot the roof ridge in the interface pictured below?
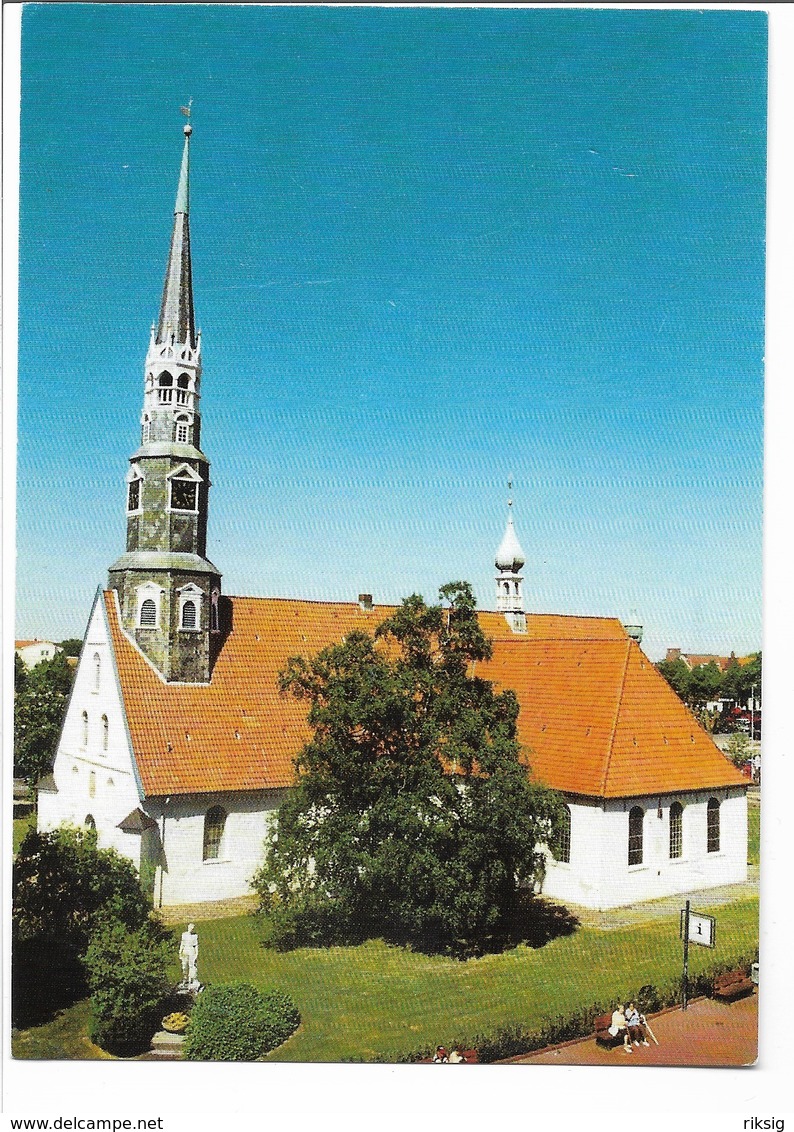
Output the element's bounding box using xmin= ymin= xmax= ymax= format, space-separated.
xmin=598 ymin=637 xmax=632 ymax=796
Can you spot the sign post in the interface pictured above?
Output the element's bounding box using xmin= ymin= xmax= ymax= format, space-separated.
xmin=682 ymin=899 xmax=690 ymax=1011
xmin=679 ymin=902 xmax=717 ymax=1010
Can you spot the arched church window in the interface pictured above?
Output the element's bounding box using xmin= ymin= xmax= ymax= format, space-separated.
xmin=101 ymin=714 xmax=109 ymax=752
xmin=93 ymin=652 xmax=101 ymax=691
xmin=175 ymin=415 xmax=190 ymax=444
xmin=181 ymin=600 xmax=197 ymax=630
xmin=707 ymin=798 xmax=720 ymax=853
xmin=176 ymin=373 xmax=190 ymax=405
xmin=557 ymin=805 xmax=572 ymax=864
xmin=203 ymin=806 xmax=227 ymax=861
xmin=85 ymin=814 xmax=96 ymax=832
xmin=211 ymin=589 xmax=220 ymax=632
xmin=88 ymin=771 xmax=96 ymax=799
xmin=503 ymin=581 xmax=510 ymax=594
xmin=81 ymin=711 xmax=88 ymax=748
xmin=514 ymin=581 xmax=520 ymax=595
xmin=669 ymin=801 xmax=683 ymax=859
xmin=139 ymin=599 xmax=157 ymax=627
xmin=142 ymin=416 xmax=151 ymax=444
xmin=158 ymin=372 xmax=173 ymax=404
xmin=628 ymin=806 xmax=644 ymax=866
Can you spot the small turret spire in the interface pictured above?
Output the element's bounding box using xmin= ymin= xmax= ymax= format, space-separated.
xmin=495 ymin=479 xmax=526 ymax=632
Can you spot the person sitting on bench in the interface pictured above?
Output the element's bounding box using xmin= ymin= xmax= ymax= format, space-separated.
xmin=626 ymin=1002 xmax=650 ymax=1047
xmin=608 ymin=1005 xmax=633 ymax=1053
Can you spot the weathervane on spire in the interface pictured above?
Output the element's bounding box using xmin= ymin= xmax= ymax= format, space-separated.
xmin=507 ymin=475 xmax=514 ymax=512
xmin=180 ymin=100 xmax=193 ymax=136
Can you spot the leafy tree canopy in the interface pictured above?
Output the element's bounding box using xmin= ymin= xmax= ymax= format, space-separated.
xmin=14 ymin=652 xmax=75 ymax=784
xmin=656 ymin=652 xmax=761 ymax=726
xmin=58 ymin=638 xmax=84 ymax=658
xmin=13 ymin=825 xmax=154 ymax=949
xmin=254 ymin=581 xmax=567 ymax=955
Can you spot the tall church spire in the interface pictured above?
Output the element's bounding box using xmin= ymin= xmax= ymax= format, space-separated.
xmin=156 ymin=124 xmax=196 ymax=348
xmin=495 ymin=481 xmax=526 ymax=633
xmin=108 ymin=118 xmax=222 ymax=684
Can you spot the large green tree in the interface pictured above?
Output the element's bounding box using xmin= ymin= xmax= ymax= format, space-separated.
xmin=14 ymin=651 xmax=75 ymax=784
xmin=255 ymin=582 xmax=566 ymax=954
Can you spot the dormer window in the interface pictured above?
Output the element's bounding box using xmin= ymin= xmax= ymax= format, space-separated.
xmin=175 ymin=415 xmax=190 ymax=444
xmin=167 ymin=464 xmax=202 ymax=513
xmin=136 ymin=582 xmax=164 ymax=629
xmin=178 ymin=583 xmax=204 ymax=632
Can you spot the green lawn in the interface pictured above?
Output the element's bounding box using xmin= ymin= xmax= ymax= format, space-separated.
xmin=13 ymin=812 xmax=35 ymax=856
xmin=11 ymin=806 xmax=761 ymax=1061
xmin=12 ymin=1000 xmax=111 ymax=1061
xmin=191 ymin=894 xmax=758 ymax=1062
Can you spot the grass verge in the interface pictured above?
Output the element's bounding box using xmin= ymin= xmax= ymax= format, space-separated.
xmin=11 ymin=1000 xmax=111 ymax=1061
xmin=747 ymin=798 xmax=760 ymax=865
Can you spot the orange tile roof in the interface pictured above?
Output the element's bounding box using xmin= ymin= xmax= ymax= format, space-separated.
xmin=104 ymin=592 xmax=745 ymax=801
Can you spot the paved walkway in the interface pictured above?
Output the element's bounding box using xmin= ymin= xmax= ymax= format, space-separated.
xmin=157 ymin=893 xmax=259 ymax=926
xmin=506 ymin=992 xmax=757 ymax=1067
xmin=567 ymin=867 xmax=758 ymax=931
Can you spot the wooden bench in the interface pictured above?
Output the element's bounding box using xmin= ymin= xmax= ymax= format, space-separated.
xmin=418 ymin=1048 xmax=479 ymax=1064
xmin=594 ymin=1013 xmax=626 ymax=1048
xmin=713 ymin=969 xmax=754 ymax=1002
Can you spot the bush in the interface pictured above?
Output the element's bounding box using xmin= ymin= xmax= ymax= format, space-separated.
xmin=83 ymin=918 xmax=171 ymax=1055
xmin=183 ymin=983 xmax=300 ymax=1061
xmin=12 ymin=826 xmax=155 ymax=1027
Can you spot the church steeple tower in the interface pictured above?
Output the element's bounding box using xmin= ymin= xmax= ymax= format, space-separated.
xmin=495 ymin=482 xmax=526 ymax=634
xmin=108 ymin=118 xmax=222 ymax=683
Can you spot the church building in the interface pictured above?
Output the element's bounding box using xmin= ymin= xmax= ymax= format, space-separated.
xmin=38 ymin=124 xmax=748 ymax=911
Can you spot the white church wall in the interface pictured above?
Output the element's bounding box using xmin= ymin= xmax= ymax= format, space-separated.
xmin=543 ymin=788 xmax=747 ymax=910
xmin=542 ymin=798 xmax=606 ymax=907
xmin=146 ymin=790 xmax=286 ymax=906
xmin=37 ymin=595 xmax=143 ymax=864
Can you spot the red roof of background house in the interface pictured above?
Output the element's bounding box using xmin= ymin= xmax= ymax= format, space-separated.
xmin=664 ymin=649 xmax=754 ymax=672
xmin=104 ymin=592 xmax=745 ymax=801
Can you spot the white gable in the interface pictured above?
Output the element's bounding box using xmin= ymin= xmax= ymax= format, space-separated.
xmin=37 ymin=592 xmax=145 ymax=863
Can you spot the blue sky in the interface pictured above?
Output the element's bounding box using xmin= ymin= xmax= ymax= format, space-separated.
xmin=16 ymin=5 xmax=766 ymax=661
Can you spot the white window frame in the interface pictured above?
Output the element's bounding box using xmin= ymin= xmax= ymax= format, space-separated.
xmin=178 ymin=583 xmax=204 ymax=632
xmin=166 ymin=463 xmax=202 ymax=514
xmin=126 ymin=464 xmax=144 ymax=514
xmin=136 ymin=582 xmax=164 ymax=630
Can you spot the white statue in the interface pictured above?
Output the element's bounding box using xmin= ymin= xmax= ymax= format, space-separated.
xmin=179 ymin=922 xmax=199 ymax=989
